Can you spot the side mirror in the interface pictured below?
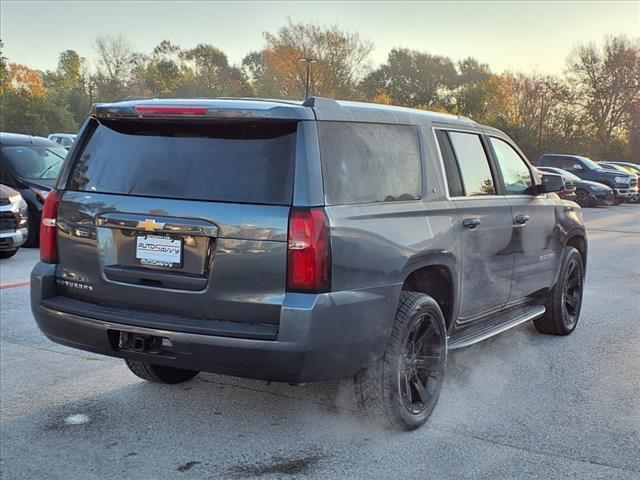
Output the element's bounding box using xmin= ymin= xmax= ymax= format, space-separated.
xmin=540 ymin=174 xmax=564 ymax=193
xmin=572 ymin=164 xmax=583 ymax=171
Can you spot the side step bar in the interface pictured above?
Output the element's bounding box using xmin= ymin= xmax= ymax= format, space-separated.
xmin=448 ymin=305 xmax=546 ymax=350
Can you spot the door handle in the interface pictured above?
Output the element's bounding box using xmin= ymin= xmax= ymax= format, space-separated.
xmin=514 ymin=214 xmax=530 ymax=225
xmin=462 ymin=218 xmax=482 ymax=230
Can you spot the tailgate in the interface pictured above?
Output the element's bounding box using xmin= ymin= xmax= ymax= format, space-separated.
xmin=54 ymin=117 xmax=298 ymax=327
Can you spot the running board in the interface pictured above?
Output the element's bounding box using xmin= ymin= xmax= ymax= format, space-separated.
xmin=448 ymin=305 xmax=546 ymax=350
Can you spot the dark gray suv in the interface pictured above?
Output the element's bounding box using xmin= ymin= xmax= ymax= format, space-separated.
xmin=31 ymin=97 xmax=587 ymax=430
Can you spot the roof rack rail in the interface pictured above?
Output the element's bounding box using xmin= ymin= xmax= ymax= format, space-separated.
xmin=302 ymin=97 xmax=341 ymax=108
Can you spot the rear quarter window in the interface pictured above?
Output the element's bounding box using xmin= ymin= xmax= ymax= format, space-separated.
xmin=318 ymin=122 xmax=422 ymax=205
xmin=67 ymin=120 xmax=297 ymax=205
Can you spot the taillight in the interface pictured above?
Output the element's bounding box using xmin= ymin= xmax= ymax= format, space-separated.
xmin=40 ymin=191 xmax=60 ymax=263
xmin=287 ymin=208 xmax=331 ymax=293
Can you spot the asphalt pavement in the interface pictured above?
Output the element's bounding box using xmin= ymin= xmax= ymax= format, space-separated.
xmin=1 ymin=205 xmax=639 ymax=479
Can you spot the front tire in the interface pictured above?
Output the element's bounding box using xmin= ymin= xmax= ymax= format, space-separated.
xmin=0 ymin=249 xmax=18 ymax=259
xmin=575 ymin=189 xmax=593 ymax=208
xmin=354 ymin=292 xmax=447 ymax=430
xmin=534 ymin=247 xmax=584 ymax=336
xmin=23 ymin=212 xmax=39 ymax=247
xmin=125 ymin=359 xmax=199 ymax=384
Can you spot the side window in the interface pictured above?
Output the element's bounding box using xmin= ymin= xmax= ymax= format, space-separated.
xmin=447 ymin=131 xmax=496 ymax=196
xmin=435 ymin=130 xmax=464 ymax=197
xmin=318 ymin=122 xmax=422 ymax=205
xmin=489 ymin=137 xmax=534 ymax=195
xmin=563 ymin=158 xmax=579 ymax=171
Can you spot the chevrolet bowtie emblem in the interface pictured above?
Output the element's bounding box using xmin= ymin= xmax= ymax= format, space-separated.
xmin=137 ymin=219 xmax=165 ymax=232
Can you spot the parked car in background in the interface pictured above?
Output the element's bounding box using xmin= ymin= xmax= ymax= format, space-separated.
xmin=47 ymin=133 xmax=77 ymax=150
xmin=0 ymin=184 xmax=29 ymax=258
xmin=598 ymin=162 xmax=640 ymax=203
xmin=538 ymin=154 xmax=637 ymax=204
xmin=537 ymin=166 xmax=615 ymax=207
xmin=605 ymin=162 xmax=640 ymax=176
xmin=535 ymin=170 xmax=576 ymax=202
xmin=31 ymin=97 xmax=587 ymax=431
xmin=0 ymin=133 xmax=68 ymax=246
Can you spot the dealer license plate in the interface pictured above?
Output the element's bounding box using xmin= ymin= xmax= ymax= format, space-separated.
xmin=136 ymin=235 xmax=182 ymax=268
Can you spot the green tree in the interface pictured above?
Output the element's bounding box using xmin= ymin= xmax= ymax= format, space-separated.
xmin=44 ymin=50 xmax=92 ymax=125
xmin=0 ymin=41 xmax=10 ymax=96
xmin=567 ymin=35 xmax=640 ymax=157
xmin=182 ymin=44 xmax=252 ymax=97
xmin=360 ymin=48 xmax=458 ymax=108
xmin=244 ymin=19 xmax=372 ymax=99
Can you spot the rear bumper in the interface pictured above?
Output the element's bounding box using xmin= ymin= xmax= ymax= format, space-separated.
xmin=31 ymin=262 xmax=397 ymax=383
xmin=0 ymin=227 xmax=28 ymax=251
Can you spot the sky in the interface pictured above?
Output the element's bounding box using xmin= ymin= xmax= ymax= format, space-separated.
xmin=1 ymin=1 xmax=638 ymax=76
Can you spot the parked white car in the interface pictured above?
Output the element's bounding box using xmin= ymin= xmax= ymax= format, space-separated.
xmin=47 ymin=133 xmax=77 ymax=150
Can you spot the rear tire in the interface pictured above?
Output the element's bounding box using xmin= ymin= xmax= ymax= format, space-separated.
xmin=0 ymin=249 xmax=18 ymax=259
xmin=124 ymin=359 xmax=199 ymax=384
xmin=354 ymin=291 xmax=447 ymax=431
xmin=534 ymin=247 xmax=584 ymax=336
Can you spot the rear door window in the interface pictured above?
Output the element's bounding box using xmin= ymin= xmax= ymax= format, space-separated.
xmin=68 ymin=120 xmax=297 ymax=205
xmin=318 ymin=122 xmax=422 ymax=205
xmin=447 ymin=131 xmax=496 ymax=196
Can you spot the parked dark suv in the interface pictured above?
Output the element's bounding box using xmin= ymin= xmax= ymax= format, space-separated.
xmin=0 ymin=133 xmax=68 ymax=246
xmin=31 ymin=98 xmax=587 ymax=430
xmin=538 ymin=154 xmax=637 ymax=203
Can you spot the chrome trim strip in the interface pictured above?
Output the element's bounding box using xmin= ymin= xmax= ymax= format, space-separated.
xmin=96 ymin=213 xmax=218 ymax=237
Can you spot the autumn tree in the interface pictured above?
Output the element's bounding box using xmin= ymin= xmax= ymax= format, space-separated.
xmin=244 ymin=19 xmax=372 ymax=99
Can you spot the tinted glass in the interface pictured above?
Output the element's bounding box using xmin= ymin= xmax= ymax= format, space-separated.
xmin=489 ymin=137 xmax=533 ymax=195
xmin=318 ymin=122 xmax=422 ymax=205
xmin=68 ymin=120 xmax=297 ymax=205
xmin=1 ymin=145 xmax=67 ymax=180
xmin=435 ymin=129 xmax=464 ymax=197
xmin=448 ymin=131 xmax=495 ymax=196
xmin=578 ymin=156 xmax=603 ymax=170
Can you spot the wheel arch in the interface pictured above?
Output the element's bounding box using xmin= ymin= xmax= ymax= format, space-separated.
xmin=566 ymin=231 xmax=587 ymax=270
xmin=400 ymin=255 xmax=458 ymax=332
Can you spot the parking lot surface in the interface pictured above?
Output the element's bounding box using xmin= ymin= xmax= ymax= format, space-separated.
xmin=1 ymin=206 xmax=639 ymax=479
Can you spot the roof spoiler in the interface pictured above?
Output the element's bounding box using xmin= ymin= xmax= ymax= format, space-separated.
xmin=90 ymin=100 xmax=314 ymax=121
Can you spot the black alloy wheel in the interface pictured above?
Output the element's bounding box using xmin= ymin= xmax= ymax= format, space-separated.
xmin=399 ymin=312 xmax=446 ymax=416
xmin=561 ymin=255 xmax=583 ymax=330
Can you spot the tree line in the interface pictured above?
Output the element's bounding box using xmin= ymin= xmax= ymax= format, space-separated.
xmin=1 ymin=19 xmax=638 ymax=162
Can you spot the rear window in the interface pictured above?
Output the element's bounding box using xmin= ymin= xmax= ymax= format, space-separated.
xmin=68 ymin=120 xmax=297 ymax=205
xmin=318 ymin=122 xmax=422 ymax=205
